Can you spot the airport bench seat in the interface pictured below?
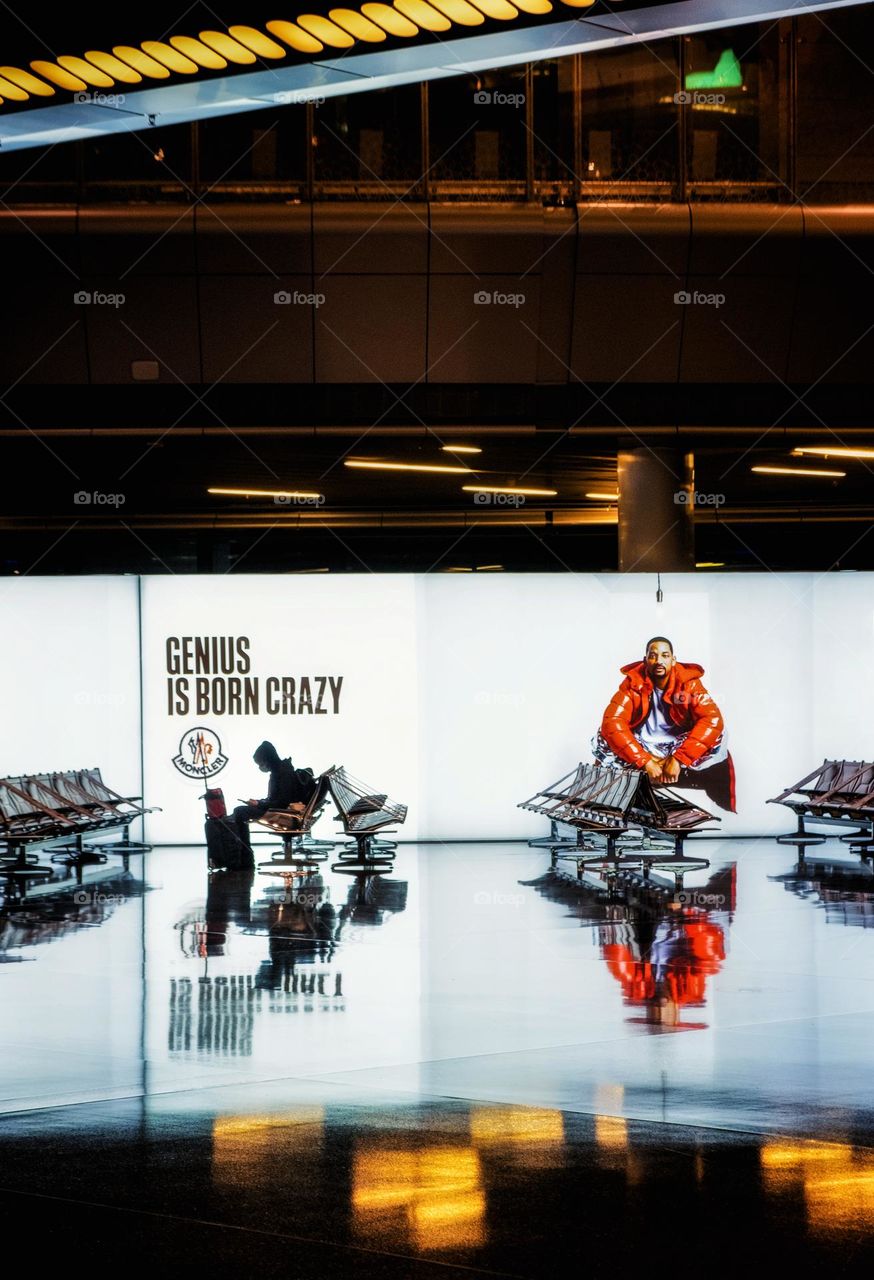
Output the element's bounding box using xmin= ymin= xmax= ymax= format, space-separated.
xmin=521 ymin=762 xmax=716 ymax=841
xmin=0 ymin=768 xmax=159 ymax=863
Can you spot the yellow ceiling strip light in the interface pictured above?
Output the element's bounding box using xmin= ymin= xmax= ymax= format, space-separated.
xmin=228 ymin=26 xmax=289 ymax=57
xmin=441 ymin=445 xmax=482 ymax=454
xmin=462 ymin=484 xmax=557 ymax=496
xmin=513 ymin=0 xmax=553 ymax=11
xmin=30 ymin=61 xmax=87 ymax=91
xmin=84 ymin=52 xmax=143 ymax=83
xmin=346 ymin=460 xmax=472 ymax=474
xmin=751 ymin=465 xmax=845 ymax=478
xmin=141 ymin=42 xmax=200 ymax=74
xmin=585 ymin=491 xmax=618 ymax=500
xmin=198 ymin=31 xmax=258 ymax=64
xmin=428 ymin=0 xmax=486 ymax=24
xmin=208 ymin=487 xmax=325 ymax=500
xmin=169 ymin=37 xmax=228 ymax=70
xmin=559 ymin=0 xmax=598 ymax=7
xmin=792 ymin=446 xmax=874 ymax=460
xmin=468 ymin=0 xmax=519 ymax=18
xmin=330 ymin=9 xmax=389 ymax=40
xmin=393 ymin=0 xmax=452 ymax=32
xmin=112 ymin=47 xmax=172 ymax=78
xmin=57 ymin=56 xmax=115 ymax=87
xmin=266 ymin=21 xmax=325 ymax=53
xmin=361 ymin=4 xmax=420 ymax=35
xmin=0 ymin=67 xmax=54 ymax=96
xmin=296 ymin=15 xmax=356 ymax=46
xmin=0 ymin=74 xmax=31 ymax=101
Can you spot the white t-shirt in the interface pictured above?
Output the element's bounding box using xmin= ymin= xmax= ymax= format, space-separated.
xmin=635 ymin=685 xmax=728 ymax=768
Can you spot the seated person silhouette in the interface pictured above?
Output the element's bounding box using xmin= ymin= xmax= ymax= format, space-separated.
xmin=593 ymin=635 xmax=736 ymax=813
xmin=232 ymin=741 xmax=317 ymax=833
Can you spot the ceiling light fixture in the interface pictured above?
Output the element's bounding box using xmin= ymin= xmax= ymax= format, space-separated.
xmin=345 ymin=460 xmax=472 ymax=474
xmin=585 ymin=491 xmax=619 ymax=501
xmin=207 ymin=486 xmax=325 ymax=500
xmin=461 ymin=484 xmax=557 ymax=496
xmin=792 ymin=447 xmax=874 ymax=460
xmin=441 ymin=445 xmax=482 ymax=454
xmin=751 ymin=465 xmax=845 ymax=478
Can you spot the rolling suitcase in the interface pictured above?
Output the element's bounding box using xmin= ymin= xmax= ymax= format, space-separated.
xmin=205 ymin=815 xmax=253 ymax=871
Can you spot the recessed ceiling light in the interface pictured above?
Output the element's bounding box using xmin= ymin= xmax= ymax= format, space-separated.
xmin=207 ymin=486 xmax=325 ymax=500
xmin=751 ymin=466 xmax=845 ymax=478
xmin=441 ymin=445 xmax=482 ymax=455
xmin=792 ymin=447 xmax=874 ymax=460
xmin=345 ymin=460 xmax=472 ymax=474
xmin=585 ymin=491 xmax=619 ymax=501
xmin=461 ymin=484 xmax=557 ymax=496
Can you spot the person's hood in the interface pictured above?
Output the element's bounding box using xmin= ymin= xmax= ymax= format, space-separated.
xmin=253 ymin=740 xmax=281 ymax=768
xmin=620 ymin=659 xmax=705 ymax=683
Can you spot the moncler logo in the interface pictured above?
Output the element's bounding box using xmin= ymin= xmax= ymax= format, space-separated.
xmin=172 ymin=726 xmax=228 ymax=779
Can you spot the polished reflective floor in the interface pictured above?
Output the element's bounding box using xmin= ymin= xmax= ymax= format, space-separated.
xmin=2 ymin=838 xmax=874 ymax=1271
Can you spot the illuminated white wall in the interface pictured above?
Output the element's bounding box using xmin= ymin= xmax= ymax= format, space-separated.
xmin=4 ymin=572 xmax=873 ymax=842
xmin=0 ymin=576 xmax=141 ymax=793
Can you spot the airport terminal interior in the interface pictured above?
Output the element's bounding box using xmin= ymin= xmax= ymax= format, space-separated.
xmin=3 ymin=0 xmax=874 ymax=1273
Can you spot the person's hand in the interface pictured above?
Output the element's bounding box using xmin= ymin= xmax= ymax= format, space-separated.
xmin=644 ymin=757 xmax=664 ymax=782
xmin=661 ymin=756 xmax=681 ymax=784
xmin=247 ymin=798 xmax=259 ymax=807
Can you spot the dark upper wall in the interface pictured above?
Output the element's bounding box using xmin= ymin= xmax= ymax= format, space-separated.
xmin=1 ymin=201 xmax=870 ymax=389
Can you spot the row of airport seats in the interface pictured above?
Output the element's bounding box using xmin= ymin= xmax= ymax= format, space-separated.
xmin=520 ymin=762 xmax=718 ymax=887
xmin=255 ymin=765 xmax=408 ymax=875
xmin=0 ymin=768 xmax=158 ymax=886
xmin=769 ymin=759 xmax=874 ymax=855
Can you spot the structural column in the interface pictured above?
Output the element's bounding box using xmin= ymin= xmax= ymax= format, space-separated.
xmin=617 ymin=448 xmax=695 ymax=572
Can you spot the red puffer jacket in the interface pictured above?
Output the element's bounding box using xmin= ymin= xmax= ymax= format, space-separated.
xmin=600 ymin=660 xmax=724 ymax=768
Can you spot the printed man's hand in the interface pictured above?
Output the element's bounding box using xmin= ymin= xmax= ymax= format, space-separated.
xmin=661 ymin=756 xmax=681 ymax=784
xmin=644 ymin=757 xmax=664 ymax=782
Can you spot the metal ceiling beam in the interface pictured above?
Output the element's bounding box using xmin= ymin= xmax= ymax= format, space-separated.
xmin=1 ymin=0 xmax=870 ymax=151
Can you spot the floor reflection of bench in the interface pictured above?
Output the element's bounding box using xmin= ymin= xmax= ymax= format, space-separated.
xmin=0 ymin=768 xmax=160 ymax=885
xmin=769 ymin=759 xmax=874 ymax=852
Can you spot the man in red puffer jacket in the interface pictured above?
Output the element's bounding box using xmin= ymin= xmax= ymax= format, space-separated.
xmin=593 ymin=636 xmax=736 ymax=812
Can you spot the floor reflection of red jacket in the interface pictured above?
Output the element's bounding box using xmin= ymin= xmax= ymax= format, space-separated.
xmin=603 ymin=914 xmax=725 ymax=1009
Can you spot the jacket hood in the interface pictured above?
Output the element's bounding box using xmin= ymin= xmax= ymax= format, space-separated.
xmin=253 ymin=740 xmax=281 ymax=768
xmin=620 ymin=659 xmax=705 ymax=680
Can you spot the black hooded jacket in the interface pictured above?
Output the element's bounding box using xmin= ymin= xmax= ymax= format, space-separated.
xmin=254 ymin=741 xmax=316 ymax=809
